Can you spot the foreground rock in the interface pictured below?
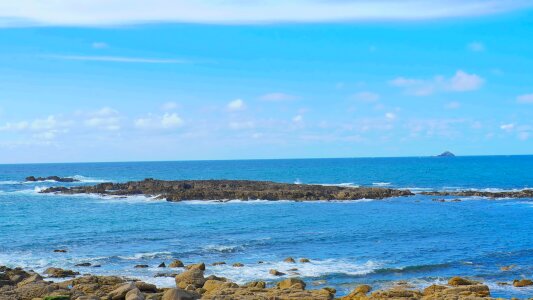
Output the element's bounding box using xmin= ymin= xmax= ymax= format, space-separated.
xmin=40 ymin=179 xmax=413 ymax=201
xmin=0 ymin=267 xmax=510 ymax=300
xmin=25 ymin=176 xmax=79 ymax=183
xmin=421 ymin=189 xmax=533 ymax=199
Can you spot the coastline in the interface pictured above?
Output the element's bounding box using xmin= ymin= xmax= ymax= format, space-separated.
xmin=2 ymin=263 xmax=529 ymax=300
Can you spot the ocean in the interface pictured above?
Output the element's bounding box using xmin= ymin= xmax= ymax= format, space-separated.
xmin=0 ymin=156 xmax=532 ymax=298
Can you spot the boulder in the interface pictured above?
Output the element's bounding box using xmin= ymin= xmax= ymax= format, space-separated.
xmin=299 ymin=258 xmax=311 ymax=263
xmin=276 ymin=278 xmax=306 ymax=290
xmin=44 ymin=268 xmax=79 ymax=278
xmin=168 ymin=261 xmax=184 ymax=268
xmin=269 ymin=269 xmax=285 ymax=276
xmin=158 ymin=263 xmax=166 ymax=268
xmin=283 ymin=257 xmax=296 ymax=263
xmin=135 ymin=281 xmax=158 ymax=293
xmin=75 ymin=263 xmax=92 ymax=267
xmin=244 ymin=281 xmax=266 ymax=289
xmin=448 ymin=276 xmax=476 ymax=286
xmin=134 ymin=265 xmax=149 ymax=269
xmin=16 ymin=273 xmax=43 ymax=287
xmin=513 ymin=279 xmax=533 ymax=287
xmin=174 ymin=269 xmax=205 ymax=288
xmin=107 ymin=282 xmax=136 ymax=300
xmin=161 ymin=288 xmax=197 ymax=300
xmin=232 ymin=263 xmax=244 ymax=268
xmin=125 ymin=288 xmax=145 ymax=300
xmin=184 ymin=263 xmax=204 ymax=271
xmin=211 ymin=262 xmax=226 ymax=266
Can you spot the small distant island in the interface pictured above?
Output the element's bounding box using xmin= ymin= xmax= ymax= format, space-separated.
xmin=436 ymin=151 xmax=455 ymax=157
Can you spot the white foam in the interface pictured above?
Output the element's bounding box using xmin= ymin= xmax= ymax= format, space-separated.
xmin=0 ymin=180 xmax=19 ymax=185
xmin=205 ymin=259 xmax=383 ymax=284
xmin=317 ymin=183 xmax=360 ymax=188
xmin=372 ymin=182 xmax=391 ymax=186
xmin=117 ymin=251 xmax=173 ymax=260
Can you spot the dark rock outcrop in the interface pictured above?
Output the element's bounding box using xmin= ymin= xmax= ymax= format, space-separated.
xmin=40 ymin=179 xmax=413 ymax=201
xmin=436 ymin=151 xmax=455 ymax=157
xmin=422 ymin=189 xmax=533 ymax=199
xmin=25 ymin=176 xmax=79 ymax=183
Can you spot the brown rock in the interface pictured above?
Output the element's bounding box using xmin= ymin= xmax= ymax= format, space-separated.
xmin=284 ymin=257 xmax=296 ymax=263
xmin=232 ymin=263 xmax=244 ymax=268
xmin=175 ymin=269 xmax=205 ymax=288
xmin=448 ymin=276 xmax=477 ymax=286
xmin=43 ymin=267 xmax=80 ymax=278
xmin=276 ymin=278 xmax=306 ymax=290
xmin=135 ymin=281 xmax=158 ymax=293
xmin=244 ymin=281 xmax=266 ymax=289
xmin=513 ymin=279 xmax=533 ymax=287
xmin=269 ymin=269 xmax=285 ymax=276
xmin=126 ymin=287 xmax=145 ymax=300
xmin=161 ymin=288 xmax=197 ymax=300
xmin=134 ymin=265 xmax=149 ymax=269
xmin=211 ymin=262 xmax=226 ymax=266
xmin=168 ymin=260 xmax=184 ymax=268
xmin=108 ymin=282 xmax=137 ymax=300
xmin=185 ymin=263 xmax=205 ymax=271
xmin=299 ymin=258 xmax=311 ymax=263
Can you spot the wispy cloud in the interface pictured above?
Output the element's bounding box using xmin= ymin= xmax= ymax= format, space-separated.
xmin=517 ymin=93 xmax=533 ymax=104
xmin=390 ymin=70 xmax=484 ymax=96
xmin=47 ymin=55 xmax=188 ymax=64
xmin=467 ymin=41 xmax=485 ymax=52
xmin=260 ymin=92 xmax=298 ymax=102
xmin=0 ymin=1 xmax=531 ymax=26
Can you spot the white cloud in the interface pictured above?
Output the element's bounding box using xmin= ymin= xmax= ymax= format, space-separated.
xmin=448 ymin=70 xmax=484 ymax=91
xmin=84 ymin=107 xmax=121 ymax=131
xmin=518 ymin=131 xmax=530 ymax=141
xmin=92 ymin=42 xmax=108 ymax=49
xmin=47 ymin=55 xmax=187 ymax=64
xmin=390 ymin=70 xmax=484 ymax=96
xmin=353 ymin=91 xmax=380 ymax=102
xmin=500 ymin=123 xmax=515 ymax=131
xmin=517 ymin=94 xmax=533 ymax=104
xmin=135 ymin=113 xmax=183 ymax=129
xmin=385 ymin=112 xmax=396 ymax=120
xmin=227 ymin=99 xmax=245 ymax=111
xmin=0 ymin=1 xmax=530 ymax=26
xmin=467 ymin=42 xmax=485 ymax=52
xmin=260 ymin=92 xmax=298 ymax=102
xmin=292 ymin=115 xmax=304 ymax=123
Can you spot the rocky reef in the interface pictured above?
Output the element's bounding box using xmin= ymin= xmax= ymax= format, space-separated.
xmin=422 ymin=189 xmax=533 ymax=199
xmin=40 ymin=179 xmax=413 ymax=201
xmin=26 ymin=176 xmax=79 ymax=183
xmin=2 ymin=265 xmax=529 ymax=300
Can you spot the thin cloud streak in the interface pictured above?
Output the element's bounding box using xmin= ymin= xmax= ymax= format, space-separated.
xmin=46 ymin=55 xmax=189 ymax=64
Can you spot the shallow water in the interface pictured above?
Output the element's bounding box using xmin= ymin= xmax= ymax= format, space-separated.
xmin=0 ymin=156 xmax=532 ymax=298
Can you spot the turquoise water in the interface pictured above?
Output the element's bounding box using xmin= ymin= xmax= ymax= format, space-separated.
xmin=0 ymin=156 xmax=532 ymax=298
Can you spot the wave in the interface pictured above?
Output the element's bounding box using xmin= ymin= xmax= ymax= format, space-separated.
xmin=205 ymin=259 xmax=383 ymax=284
xmin=317 ymin=183 xmax=360 ymax=188
xmin=202 ymin=244 xmax=243 ymax=253
xmin=372 ymin=182 xmax=391 ymax=186
xmin=117 ymin=251 xmax=173 ymax=260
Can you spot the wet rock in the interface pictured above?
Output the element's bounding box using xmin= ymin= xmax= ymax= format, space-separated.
xmin=75 ymin=263 xmax=92 ymax=267
xmin=513 ymin=279 xmax=533 ymax=287
xmin=211 ymin=262 xmax=226 ymax=266
xmin=422 ymin=189 xmax=533 ymax=199
xmin=276 ymin=278 xmax=306 ymax=290
xmin=232 ymin=263 xmax=244 ymax=268
xmin=299 ymin=258 xmax=310 ymax=263
xmin=500 ymin=265 xmax=515 ymax=271
xmin=53 ymin=249 xmax=68 ymax=253
xmin=283 ymin=257 xmax=296 ymax=263
xmin=185 ymin=263 xmax=205 ymax=271
xmin=269 ymin=269 xmax=285 ymax=276
xmin=158 ymin=263 xmax=166 ymax=268
xmin=44 ymin=268 xmax=79 ymax=278
xmin=26 ymin=176 xmax=79 ymax=183
xmin=448 ymin=276 xmax=477 ymax=286
xmin=41 ymin=179 xmax=414 ymax=201
xmin=134 ymin=265 xmax=149 ymax=269
xmin=168 ymin=260 xmax=184 ymax=268
xmin=16 ymin=273 xmax=43 ymax=287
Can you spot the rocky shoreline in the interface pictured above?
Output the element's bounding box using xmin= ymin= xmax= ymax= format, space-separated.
xmin=2 ymin=263 xmax=531 ymax=300
xmin=26 ymin=176 xmax=79 ymax=183
xmin=40 ymin=178 xmax=413 ymax=201
xmin=421 ymin=189 xmax=533 ymax=199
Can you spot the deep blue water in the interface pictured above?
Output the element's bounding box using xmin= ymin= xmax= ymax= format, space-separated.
xmin=0 ymin=156 xmax=532 ymax=298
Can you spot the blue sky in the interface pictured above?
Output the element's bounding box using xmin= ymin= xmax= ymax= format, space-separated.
xmin=0 ymin=1 xmax=532 ymax=163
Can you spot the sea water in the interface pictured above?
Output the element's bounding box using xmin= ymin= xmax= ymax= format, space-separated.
xmin=0 ymin=156 xmax=532 ymax=298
